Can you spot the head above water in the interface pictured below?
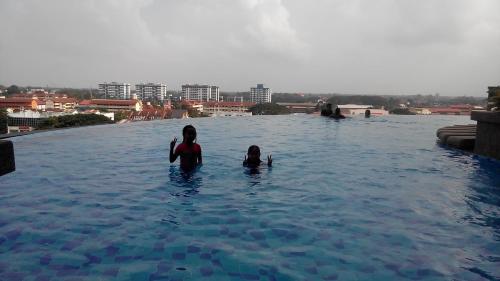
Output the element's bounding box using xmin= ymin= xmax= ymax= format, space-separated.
xmin=247 ymin=145 xmax=261 ymax=160
xmin=335 ymin=107 xmax=341 ymax=115
xmin=182 ymin=125 xmax=197 ymax=144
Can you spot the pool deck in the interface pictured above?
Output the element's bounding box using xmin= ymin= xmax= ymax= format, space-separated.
xmin=437 ymin=111 xmax=500 ymax=160
xmin=437 ymin=124 xmax=476 ymax=151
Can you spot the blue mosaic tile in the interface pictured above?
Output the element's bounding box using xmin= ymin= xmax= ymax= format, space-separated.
xmin=211 ymin=259 xmax=222 ymax=268
xmin=115 ymin=255 xmax=134 ymax=262
xmin=333 ymin=240 xmax=344 ymax=249
xmin=271 ymin=228 xmax=288 ymax=237
xmin=34 ymin=275 xmax=51 ymax=281
xmin=200 ymin=253 xmax=212 ymax=260
xmin=0 ymin=262 xmax=8 ymax=273
xmin=105 ymin=245 xmax=120 ymax=256
xmin=285 ymin=232 xmax=299 ymax=241
xmin=61 ymin=239 xmax=82 ymax=251
xmin=154 ymin=242 xmax=165 ymax=252
xmin=187 ymin=245 xmax=201 ymax=253
xmin=149 ymin=273 xmax=170 ymax=280
xmin=322 ymin=273 xmax=338 ymax=280
xmin=305 ymin=267 xmax=318 ymax=275
xmin=241 ymin=273 xmax=260 ymax=280
xmin=199 ymin=266 xmax=214 ymax=277
xmin=83 ymin=253 xmax=102 ymax=266
xmin=249 ymin=230 xmax=266 ymax=240
xmin=219 ymin=227 xmax=229 ymax=235
xmin=1 ymin=272 xmax=25 ymax=281
xmin=359 ymin=265 xmax=376 ymax=273
xmin=157 ymin=261 xmax=172 ymax=273
xmin=37 ymin=238 xmax=56 ymax=245
xmin=39 ymin=254 xmax=52 ymax=266
xmin=102 ymin=267 xmax=120 ymax=277
xmin=172 ymin=252 xmax=186 ymax=260
xmin=5 ymin=228 xmax=22 ymax=240
xmin=227 ymin=272 xmax=241 ymax=277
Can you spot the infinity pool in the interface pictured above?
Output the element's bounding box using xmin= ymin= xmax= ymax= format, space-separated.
xmin=0 ymin=115 xmax=499 ymax=281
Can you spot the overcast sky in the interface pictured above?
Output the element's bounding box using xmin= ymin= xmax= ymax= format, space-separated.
xmin=1 ymin=0 xmax=499 ymax=96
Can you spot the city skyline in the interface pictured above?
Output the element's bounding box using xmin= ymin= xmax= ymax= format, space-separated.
xmin=1 ymin=0 xmax=500 ymax=96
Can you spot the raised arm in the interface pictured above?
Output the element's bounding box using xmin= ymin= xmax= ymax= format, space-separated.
xmin=169 ymin=137 xmax=178 ymax=163
xmin=267 ymin=154 xmax=272 ymax=167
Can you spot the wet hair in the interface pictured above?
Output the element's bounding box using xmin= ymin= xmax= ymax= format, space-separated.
xmin=183 ymin=124 xmax=195 ymax=135
xmin=182 ymin=125 xmax=197 ymax=142
xmin=247 ymin=145 xmax=260 ymax=155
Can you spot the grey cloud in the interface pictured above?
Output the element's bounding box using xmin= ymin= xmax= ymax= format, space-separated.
xmin=0 ymin=0 xmax=499 ymax=95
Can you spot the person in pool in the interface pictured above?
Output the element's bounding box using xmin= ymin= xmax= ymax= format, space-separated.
xmin=170 ymin=125 xmax=202 ymax=171
xmin=331 ymin=107 xmax=346 ymax=119
xmin=243 ymin=145 xmax=272 ymax=168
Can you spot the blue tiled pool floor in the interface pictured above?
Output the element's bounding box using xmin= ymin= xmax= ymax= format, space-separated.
xmin=0 ymin=115 xmax=499 ymax=280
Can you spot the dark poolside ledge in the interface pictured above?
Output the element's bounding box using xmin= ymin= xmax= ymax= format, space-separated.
xmin=471 ymin=111 xmax=500 ymax=160
xmin=0 ymin=140 xmax=16 ymax=176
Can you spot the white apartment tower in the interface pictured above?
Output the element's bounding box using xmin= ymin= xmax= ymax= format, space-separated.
xmin=135 ymin=83 xmax=167 ymax=102
xmin=182 ymin=84 xmax=220 ymax=102
xmin=98 ymin=82 xmax=131 ymax=99
xmin=250 ymin=84 xmax=272 ymax=103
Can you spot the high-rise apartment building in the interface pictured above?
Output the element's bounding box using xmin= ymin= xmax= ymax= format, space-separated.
xmin=250 ymin=84 xmax=272 ymax=103
xmin=135 ymin=83 xmax=167 ymax=102
xmin=98 ymin=82 xmax=131 ymax=99
xmin=181 ymin=84 xmax=219 ymax=102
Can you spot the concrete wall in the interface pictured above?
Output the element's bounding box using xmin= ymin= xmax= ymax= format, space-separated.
xmin=471 ymin=111 xmax=500 ymax=160
xmin=0 ymin=140 xmax=15 ymax=176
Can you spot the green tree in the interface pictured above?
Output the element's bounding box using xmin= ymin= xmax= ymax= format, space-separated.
xmin=6 ymin=85 xmax=22 ymax=96
xmin=248 ymin=103 xmax=291 ymax=115
xmin=114 ymin=111 xmax=130 ymax=121
xmin=39 ymin=114 xmax=114 ymax=129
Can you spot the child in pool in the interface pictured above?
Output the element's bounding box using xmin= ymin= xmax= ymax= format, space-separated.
xmin=170 ymin=125 xmax=202 ymax=171
xmin=243 ymin=145 xmax=272 ymax=168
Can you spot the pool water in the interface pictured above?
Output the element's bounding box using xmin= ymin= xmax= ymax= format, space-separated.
xmin=0 ymin=115 xmax=499 ymax=281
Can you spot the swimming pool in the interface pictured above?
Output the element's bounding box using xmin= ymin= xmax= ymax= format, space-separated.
xmin=1 ymin=115 xmax=499 ymax=281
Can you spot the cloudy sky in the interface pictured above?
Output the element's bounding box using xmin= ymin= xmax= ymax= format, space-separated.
xmin=1 ymin=0 xmax=499 ymax=96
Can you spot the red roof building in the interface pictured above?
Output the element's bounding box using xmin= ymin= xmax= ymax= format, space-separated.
xmin=0 ymin=98 xmax=38 ymax=110
xmin=78 ymin=99 xmax=142 ymax=111
xmin=202 ymin=101 xmax=255 ymax=116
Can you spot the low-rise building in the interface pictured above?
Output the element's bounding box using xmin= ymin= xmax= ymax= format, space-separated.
xmin=45 ymin=97 xmax=78 ymax=111
xmin=7 ymin=110 xmax=72 ymax=132
xmin=337 ymin=104 xmax=389 ymax=116
xmin=171 ymin=109 xmax=189 ymax=119
xmin=277 ymin=102 xmax=317 ymax=113
xmin=181 ymin=100 xmax=204 ymax=113
xmin=129 ymin=104 xmax=170 ymax=121
xmin=428 ymin=105 xmax=472 ymax=115
xmin=409 ymin=108 xmax=432 ymax=115
xmin=0 ymin=98 xmax=38 ymax=110
xmin=78 ymin=99 xmax=142 ymax=112
xmin=202 ymin=101 xmax=255 ymax=117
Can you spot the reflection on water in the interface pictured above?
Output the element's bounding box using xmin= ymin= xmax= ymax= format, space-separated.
xmin=168 ymin=166 xmax=202 ymax=197
xmin=465 ymin=156 xmax=500 ymax=233
xmin=1 ymin=115 xmax=499 ymax=281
